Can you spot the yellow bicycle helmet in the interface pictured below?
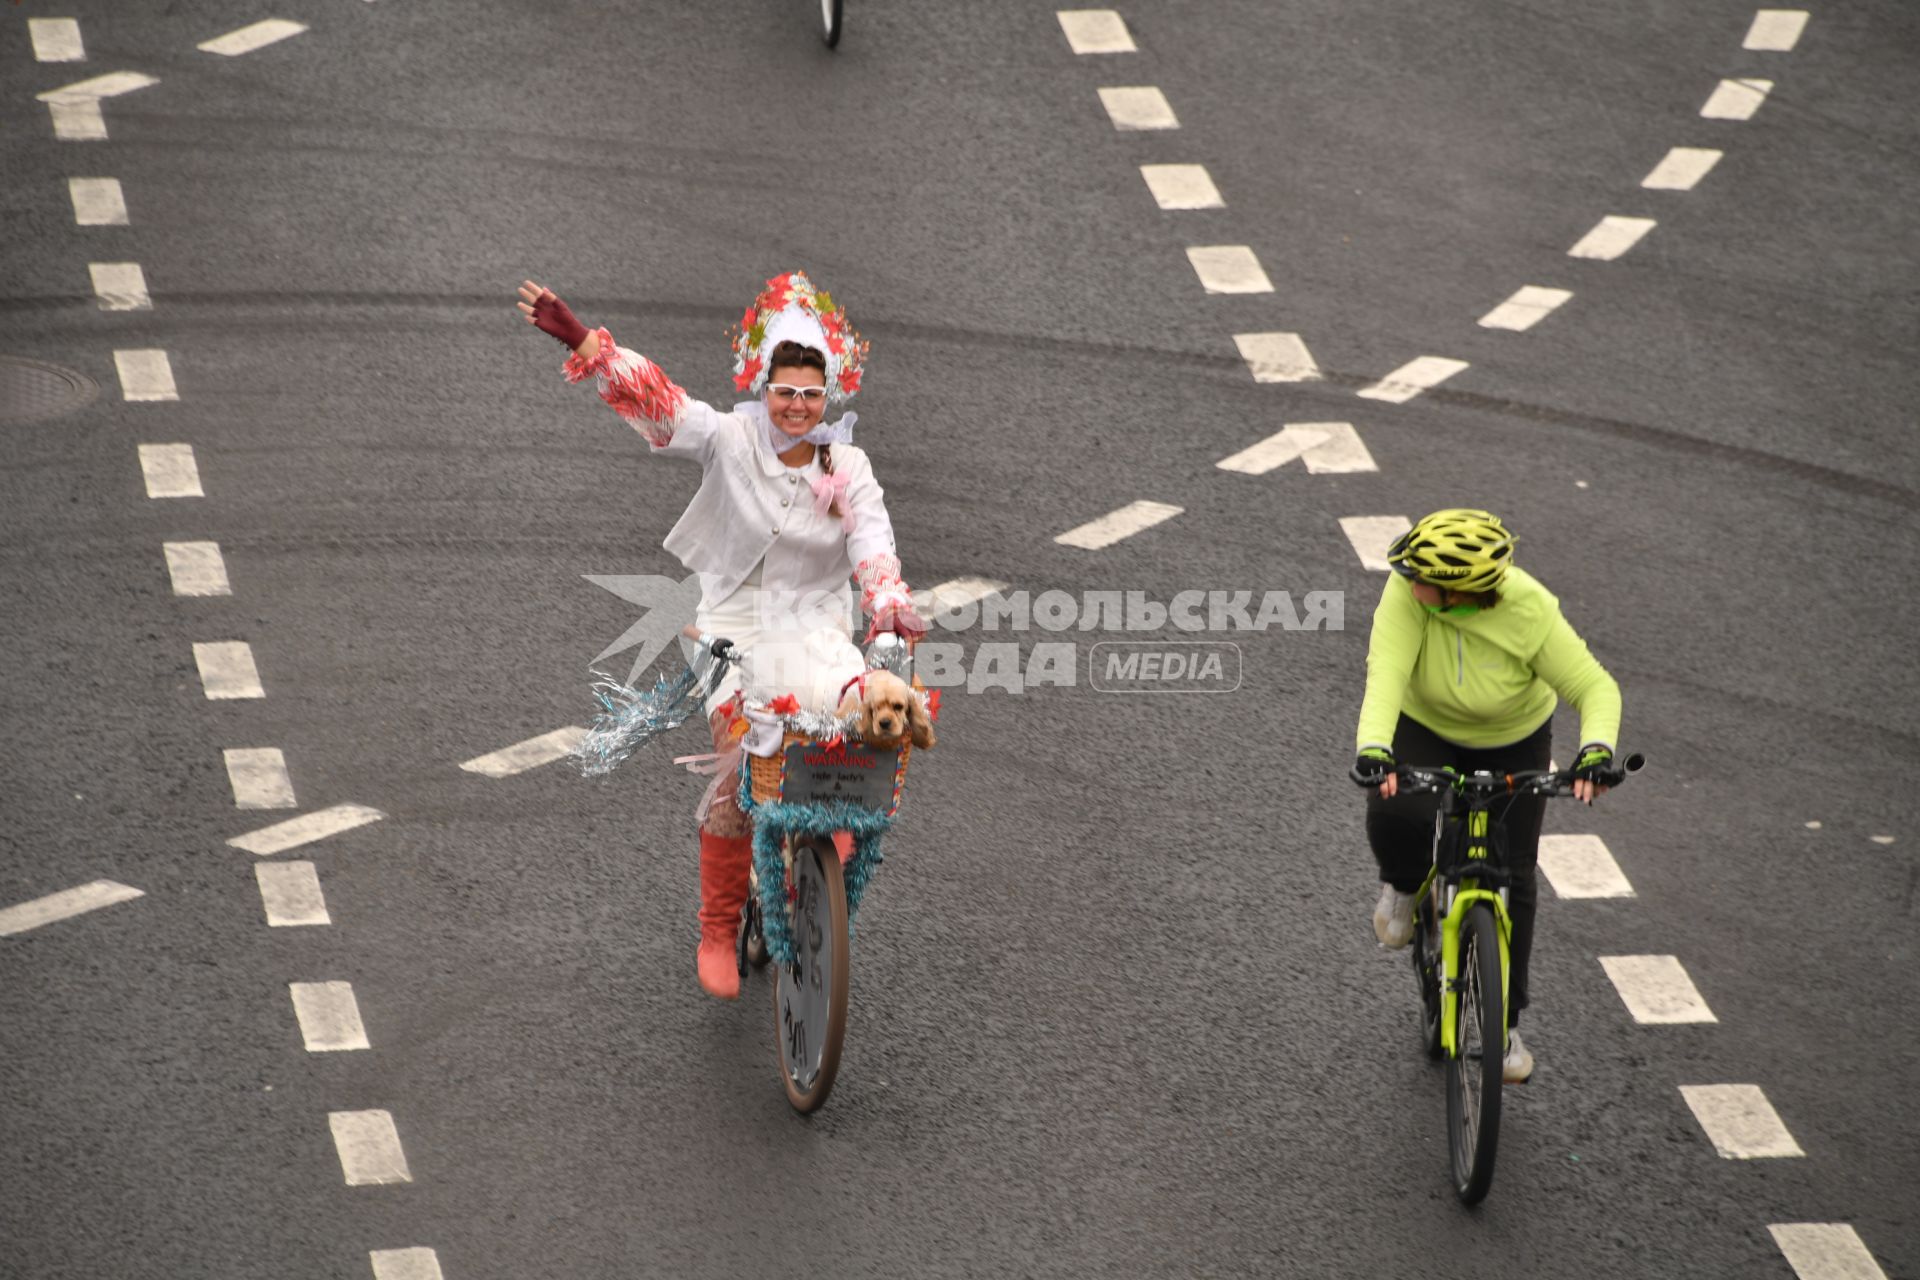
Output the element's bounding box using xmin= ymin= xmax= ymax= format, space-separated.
xmin=1387 ymin=509 xmax=1515 ymax=593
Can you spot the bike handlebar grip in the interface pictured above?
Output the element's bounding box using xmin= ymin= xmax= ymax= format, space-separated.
xmin=1622 ymin=752 xmax=1646 ymax=773
xmin=680 ymin=624 xmax=703 ymax=642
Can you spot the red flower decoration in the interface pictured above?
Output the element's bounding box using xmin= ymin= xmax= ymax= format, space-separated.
xmin=740 ymin=305 xmax=756 ymax=329
xmin=768 ymin=693 xmax=800 ymax=715
xmin=837 ymin=367 xmax=862 ymax=395
xmin=733 ymin=356 xmax=762 ymax=392
xmin=923 ymin=689 xmax=942 ymax=723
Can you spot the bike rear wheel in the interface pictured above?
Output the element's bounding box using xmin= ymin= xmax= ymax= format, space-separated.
xmin=772 ymin=835 xmax=849 ymax=1112
xmin=820 ymin=0 xmax=843 ymax=47
xmin=1411 ymin=893 xmax=1443 ymax=1060
xmin=1446 ymin=904 xmax=1504 ymax=1204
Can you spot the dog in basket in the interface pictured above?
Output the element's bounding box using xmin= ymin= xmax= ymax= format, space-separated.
xmin=838 ymin=669 xmax=935 ymax=752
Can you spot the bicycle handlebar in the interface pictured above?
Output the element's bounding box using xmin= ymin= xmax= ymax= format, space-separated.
xmin=1353 ymin=753 xmax=1645 ymax=796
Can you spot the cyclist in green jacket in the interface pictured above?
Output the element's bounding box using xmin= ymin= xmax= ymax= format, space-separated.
xmin=1351 ymin=509 xmax=1622 ymax=1083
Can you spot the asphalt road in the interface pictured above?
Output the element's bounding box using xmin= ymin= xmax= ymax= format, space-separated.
xmin=3 ymin=1 xmax=1917 ymax=1277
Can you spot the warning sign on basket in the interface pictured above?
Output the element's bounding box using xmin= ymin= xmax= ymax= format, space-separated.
xmin=780 ymin=741 xmax=905 ymax=815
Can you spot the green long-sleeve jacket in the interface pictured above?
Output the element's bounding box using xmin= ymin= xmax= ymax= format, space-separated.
xmin=1355 ymin=567 xmax=1621 ymax=752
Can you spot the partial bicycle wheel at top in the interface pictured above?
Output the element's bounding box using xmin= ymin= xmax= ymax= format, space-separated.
xmin=819 ymin=0 xmax=843 ymax=47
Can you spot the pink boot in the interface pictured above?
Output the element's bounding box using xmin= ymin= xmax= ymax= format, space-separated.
xmin=696 ymin=830 xmax=752 ymax=1000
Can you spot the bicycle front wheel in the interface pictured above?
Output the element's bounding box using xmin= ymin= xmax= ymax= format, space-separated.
xmin=1445 ymin=904 xmax=1505 ymax=1204
xmin=772 ymin=835 xmax=849 ymax=1112
xmin=1411 ymin=894 xmax=1443 ymax=1060
xmin=820 ymin=0 xmax=843 ymax=47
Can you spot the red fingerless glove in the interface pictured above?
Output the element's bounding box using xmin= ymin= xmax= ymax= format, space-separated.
xmin=531 ymin=290 xmax=589 ymax=351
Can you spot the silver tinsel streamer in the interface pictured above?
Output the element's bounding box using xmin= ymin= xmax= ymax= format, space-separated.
xmin=573 ymin=653 xmax=721 ymax=778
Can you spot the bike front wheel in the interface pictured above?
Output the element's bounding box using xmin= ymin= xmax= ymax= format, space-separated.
xmin=1411 ymin=894 xmax=1444 ymax=1061
xmin=772 ymin=835 xmax=850 ymax=1112
xmin=820 ymin=0 xmax=843 ymax=47
xmin=1445 ymin=903 xmax=1505 ymax=1204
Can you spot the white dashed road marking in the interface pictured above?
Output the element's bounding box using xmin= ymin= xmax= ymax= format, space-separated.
xmin=29 ymin=18 xmax=86 ymax=62
xmin=90 ymin=262 xmax=151 ymax=311
xmin=1233 ymin=332 xmax=1321 ymax=382
xmin=0 ymin=881 xmax=143 ymax=937
xmin=1745 ymin=10 xmax=1810 ymax=52
xmin=114 ymin=349 xmax=178 ymax=401
xmin=328 ymin=1110 xmax=412 ymax=1185
xmin=1642 ymin=146 xmax=1723 ymax=190
xmin=164 ymin=541 xmax=232 ymax=596
xmin=37 ymin=72 xmax=158 ymax=141
xmin=1140 ymin=164 xmax=1223 ymax=209
xmin=917 ymin=576 xmax=1012 ymax=616
xmin=139 ymin=444 xmax=204 ymax=498
xmin=1056 ymin=501 xmax=1183 ymax=550
xmin=256 ymin=861 xmax=330 ymax=926
xmin=1680 ymin=1084 xmax=1805 ymax=1159
xmin=1599 ymin=954 xmax=1718 ymax=1023
xmin=224 ymin=748 xmax=297 ymax=809
xmin=1769 ymin=1224 xmax=1890 ymax=1280
xmin=198 ymin=20 xmax=309 ymax=57
xmin=1185 ymin=245 xmax=1273 ymax=294
xmin=1478 ymin=286 xmax=1572 ymax=332
xmin=460 ymin=727 xmax=587 ymax=778
xmin=1057 ymin=9 xmax=1135 ymax=54
xmin=228 ymin=803 xmax=386 ymax=856
xmin=1701 ymin=77 xmax=1773 ymax=120
xmin=70 ymin=177 xmax=130 ymax=226
xmin=193 ymin=641 xmax=265 ymax=700
xmin=1537 ymin=833 xmax=1634 ymax=898
xmin=1356 ymin=356 xmax=1468 ymax=403
xmin=46 ymin=100 xmax=107 ymax=141
xmin=371 ymin=1249 xmax=446 ymax=1280
xmin=1568 ymin=215 xmax=1656 ymax=260
xmin=1219 ymin=423 xmax=1376 ymax=476
xmin=1098 ymin=86 xmax=1178 ymax=131
xmin=290 ymin=982 xmax=372 ymax=1051
xmin=1338 ymin=516 xmax=1411 ymax=571
xmin=1870 ymin=835 xmax=1894 ymax=845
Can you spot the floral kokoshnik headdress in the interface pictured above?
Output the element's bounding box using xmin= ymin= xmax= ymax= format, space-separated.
xmin=729 ymin=271 xmax=869 ymax=406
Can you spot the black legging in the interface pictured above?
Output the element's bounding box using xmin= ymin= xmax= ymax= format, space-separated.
xmin=1367 ymin=714 xmax=1551 ymax=1024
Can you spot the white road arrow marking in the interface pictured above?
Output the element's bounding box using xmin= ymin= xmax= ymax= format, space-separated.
xmin=1339 ymin=516 xmax=1411 ymax=570
xmin=37 ymin=71 xmax=158 ymax=141
xmin=228 ymin=803 xmax=386 ymax=855
xmin=1220 ymin=424 xmax=1381 ymax=477
xmin=1233 ymin=332 xmax=1321 ymax=383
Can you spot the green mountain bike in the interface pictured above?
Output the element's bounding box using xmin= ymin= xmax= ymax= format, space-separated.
xmin=1366 ymin=755 xmax=1641 ymax=1204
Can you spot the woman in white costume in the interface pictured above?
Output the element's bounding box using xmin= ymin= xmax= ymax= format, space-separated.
xmin=517 ymin=271 xmax=925 ymax=999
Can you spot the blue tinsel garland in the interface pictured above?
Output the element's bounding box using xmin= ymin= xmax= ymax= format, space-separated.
xmin=735 ymin=766 xmax=895 ymax=968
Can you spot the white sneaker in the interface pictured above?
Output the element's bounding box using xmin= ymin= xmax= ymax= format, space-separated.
xmin=1373 ymin=884 xmax=1415 ymax=949
xmin=1503 ymin=1029 xmax=1534 ymax=1084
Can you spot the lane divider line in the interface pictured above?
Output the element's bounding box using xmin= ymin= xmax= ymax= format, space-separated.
xmin=1233 ymin=332 xmax=1321 ymax=382
xmin=459 ymin=727 xmax=586 ymax=778
xmin=916 ymin=576 xmax=1012 ymax=616
xmin=35 ymin=71 xmax=158 ymax=142
xmin=1568 ymin=215 xmax=1656 ymax=260
xmin=194 ymin=641 xmax=265 ymax=700
xmin=1599 ymin=954 xmax=1718 ymax=1023
xmin=163 ymin=540 xmax=232 ymax=596
xmin=228 ymin=803 xmax=386 ymax=856
xmin=370 ymin=1249 xmax=446 ymax=1280
xmin=138 ymin=444 xmax=204 ymax=498
xmin=1537 ymin=833 xmax=1634 ymax=898
xmin=114 ymin=348 xmax=178 ymax=401
xmin=1700 ymin=77 xmax=1773 ymax=120
xmin=1185 ymin=245 xmax=1273 ymax=294
xmin=89 ymin=261 xmax=151 ymax=311
xmin=1140 ymin=163 xmax=1223 ymax=209
xmin=1057 ymin=9 xmax=1135 ymax=54
xmin=1097 ymin=85 xmax=1178 ymax=131
xmin=0 ymin=880 xmax=143 ymax=937
xmin=1478 ymin=285 xmax=1573 ymax=332
xmin=256 ymin=861 xmax=330 ymax=926
xmin=290 ymin=982 xmax=372 ymax=1051
xmin=1055 ymin=500 xmax=1183 ymax=550
xmin=224 ymin=747 xmax=298 ymax=810
xmin=1768 ymin=1224 xmax=1889 ymax=1280
xmin=1338 ymin=516 xmax=1411 ymax=571
xmin=1356 ymin=356 xmax=1468 ymax=403
xmin=1679 ymin=1084 xmax=1805 ymax=1159
xmin=1744 ymin=10 xmax=1810 ymax=53
xmin=70 ymin=177 xmax=130 ymax=226
xmin=328 ymin=1110 xmax=413 ymax=1185
xmin=197 ymin=20 xmax=309 ymax=57
xmin=1642 ymin=146 xmax=1723 ymax=190
xmin=29 ymin=17 xmax=86 ymax=62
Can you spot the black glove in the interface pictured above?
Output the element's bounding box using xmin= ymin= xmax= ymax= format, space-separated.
xmin=1351 ymin=748 xmax=1395 ymax=787
xmin=1571 ymin=743 xmax=1614 ymax=781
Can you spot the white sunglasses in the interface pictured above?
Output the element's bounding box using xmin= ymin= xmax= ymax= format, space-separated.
xmin=766 ymin=383 xmax=829 ymax=404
